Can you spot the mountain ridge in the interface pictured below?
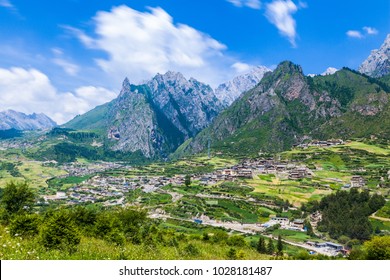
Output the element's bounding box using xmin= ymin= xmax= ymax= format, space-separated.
xmin=0 ymin=110 xmax=57 ymax=131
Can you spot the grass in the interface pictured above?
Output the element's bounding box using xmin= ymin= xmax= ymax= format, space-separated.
xmin=246 ymin=176 xmax=331 ymax=206
xmin=342 ymin=141 xmax=389 ymax=155
xmin=0 ymin=225 xmax=270 ymax=260
xmin=369 ymin=218 xmax=390 ymax=232
xmin=0 ymin=160 xmax=67 ymax=189
xmin=270 ymin=229 xmax=322 ymax=243
xmin=376 ymin=202 xmax=390 ymax=219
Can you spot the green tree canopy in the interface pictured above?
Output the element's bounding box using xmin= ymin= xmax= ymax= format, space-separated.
xmin=1 ymin=181 xmax=36 ymax=214
xmin=40 ymin=209 xmax=81 ymax=252
xmin=257 ymin=236 xmax=266 ymax=254
xmin=363 ymin=236 xmax=390 ymax=260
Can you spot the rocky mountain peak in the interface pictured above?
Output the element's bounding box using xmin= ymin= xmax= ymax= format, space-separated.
xmin=276 ymin=61 xmax=304 ymax=75
xmin=215 ymin=65 xmax=272 ymax=106
xmin=118 ymin=77 xmax=131 ymax=98
xmin=154 ymin=71 xmax=187 ymax=86
xmin=359 ymin=34 xmax=390 ymax=77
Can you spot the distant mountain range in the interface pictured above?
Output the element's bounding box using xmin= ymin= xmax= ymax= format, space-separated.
xmin=0 ymin=110 xmax=56 ymax=131
xmin=56 ymin=34 xmax=390 ymax=160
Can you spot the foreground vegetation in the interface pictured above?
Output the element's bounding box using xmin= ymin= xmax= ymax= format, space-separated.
xmin=0 ymin=181 xmax=389 ymax=260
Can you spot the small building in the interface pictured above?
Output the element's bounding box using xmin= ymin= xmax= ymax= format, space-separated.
xmin=351 ymin=176 xmax=365 ymax=188
xmin=291 ymin=219 xmax=305 ymax=229
xmin=325 ymin=242 xmax=343 ymax=251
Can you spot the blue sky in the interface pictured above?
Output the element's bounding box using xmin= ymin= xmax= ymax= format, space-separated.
xmin=0 ymin=0 xmax=389 ymax=123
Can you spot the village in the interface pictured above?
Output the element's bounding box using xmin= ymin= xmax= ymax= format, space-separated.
xmin=42 ymin=154 xmax=368 ymax=207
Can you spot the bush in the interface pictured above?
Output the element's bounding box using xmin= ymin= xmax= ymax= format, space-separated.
xmin=9 ymin=213 xmax=40 ymax=237
xmin=363 ymin=236 xmax=390 ymax=260
xmin=40 ymin=210 xmax=81 ymax=252
xmin=105 ymin=228 xmax=126 ymax=246
xmin=338 ymin=235 xmax=350 ymax=245
xmin=1 ymin=181 xmax=35 ymax=214
xmin=183 ymin=243 xmax=200 ymax=256
xmin=226 ymin=248 xmax=238 ymax=260
xmin=227 ymin=235 xmax=246 ymax=247
xmin=211 ymin=231 xmax=229 ymax=243
xmin=94 ymin=212 xmax=124 ymax=245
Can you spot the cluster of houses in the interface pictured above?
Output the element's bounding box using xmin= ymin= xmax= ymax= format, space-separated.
xmin=43 ymin=182 xmax=128 ymax=205
xmin=195 ymin=158 xmax=314 ymax=186
xmin=58 ymin=162 xmax=124 ymax=177
xmin=295 ymin=139 xmax=344 ymax=149
xmin=261 ymin=216 xmax=306 ymax=232
xmin=42 ymin=174 xmax=189 ymax=205
xmin=0 ymin=140 xmax=34 ymax=150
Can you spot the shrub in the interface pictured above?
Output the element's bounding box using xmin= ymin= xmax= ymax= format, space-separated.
xmin=40 ymin=210 xmax=81 ymax=252
xmin=10 ymin=213 xmax=40 ymax=237
xmin=183 ymin=243 xmax=200 ymax=256
xmin=226 ymin=248 xmax=238 ymax=260
xmin=1 ymin=181 xmax=35 ymax=214
xmin=227 ymin=235 xmax=246 ymax=247
xmin=363 ymin=236 xmax=390 ymax=260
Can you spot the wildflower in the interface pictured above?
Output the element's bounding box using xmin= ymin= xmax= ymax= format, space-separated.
xmin=15 ymin=233 xmax=19 ymax=237
xmin=2 ymin=244 xmax=6 ymax=247
xmin=17 ymin=243 xmax=20 ymax=246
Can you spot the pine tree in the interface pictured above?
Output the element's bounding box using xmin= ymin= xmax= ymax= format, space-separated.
xmin=257 ymin=236 xmax=266 ymax=253
xmin=267 ymin=239 xmax=274 ymax=255
xmin=277 ymin=235 xmax=283 ymax=255
xmin=184 ymin=175 xmax=191 ymax=187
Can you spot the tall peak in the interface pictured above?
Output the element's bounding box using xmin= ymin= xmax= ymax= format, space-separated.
xmin=119 ymin=77 xmax=132 ymax=97
xmin=359 ymin=34 xmax=390 ymax=78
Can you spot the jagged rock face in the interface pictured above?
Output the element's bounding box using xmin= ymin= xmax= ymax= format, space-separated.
xmin=108 ymin=83 xmax=164 ymax=158
xmin=0 ymin=110 xmax=56 ymax=130
xmin=146 ymin=71 xmax=223 ymax=138
xmin=215 ymin=66 xmax=271 ymax=106
xmin=359 ymin=34 xmax=390 ymax=77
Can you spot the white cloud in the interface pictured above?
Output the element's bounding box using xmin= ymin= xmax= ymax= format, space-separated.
xmin=346 ymin=30 xmax=363 ymax=39
xmin=52 ymin=58 xmax=80 ymax=76
xmin=50 ymin=47 xmax=80 ymax=76
xmin=67 ymin=5 xmax=238 ymax=87
xmin=227 ymin=0 xmax=262 ymax=9
xmin=231 ymin=62 xmax=252 ymax=73
xmin=0 ymin=67 xmax=116 ymax=124
xmin=363 ymin=26 xmax=378 ymax=35
xmin=265 ymin=0 xmax=299 ymax=47
xmin=74 ymin=86 xmax=117 ymax=108
xmin=347 ymin=27 xmax=378 ymax=39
